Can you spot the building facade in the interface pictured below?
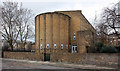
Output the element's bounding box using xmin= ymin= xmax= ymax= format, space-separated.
xmin=107 ymin=34 xmax=120 ymax=47
xmin=35 ymin=10 xmax=96 ymax=54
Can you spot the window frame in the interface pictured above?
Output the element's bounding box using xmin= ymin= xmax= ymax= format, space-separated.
xmin=66 ymin=44 xmax=68 ymax=49
xmin=54 ymin=44 xmax=57 ymax=49
xmin=61 ymin=44 xmax=63 ymax=49
xmin=40 ymin=44 xmax=43 ymax=50
xmin=46 ymin=44 xmax=49 ymax=49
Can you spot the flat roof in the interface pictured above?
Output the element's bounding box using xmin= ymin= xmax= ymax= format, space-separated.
xmin=55 ymin=10 xmax=82 ymax=12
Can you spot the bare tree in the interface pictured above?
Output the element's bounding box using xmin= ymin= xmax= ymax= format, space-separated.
xmin=0 ymin=2 xmax=34 ymax=51
xmin=97 ymin=1 xmax=120 ymax=37
xmin=16 ymin=4 xmax=34 ymax=51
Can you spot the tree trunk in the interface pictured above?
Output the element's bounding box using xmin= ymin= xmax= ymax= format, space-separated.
xmin=10 ymin=44 xmax=13 ymax=51
xmin=9 ymin=41 xmax=13 ymax=51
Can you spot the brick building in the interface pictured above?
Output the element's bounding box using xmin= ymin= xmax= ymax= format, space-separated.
xmin=35 ymin=10 xmax=96 ymax=54
xmin=107 ymin=34 xmax=120 ymax=47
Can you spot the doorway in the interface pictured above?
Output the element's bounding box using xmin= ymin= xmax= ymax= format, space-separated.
xmin=72 ymin=45 xmax=77 ymax=53
xmin=44 ymin=53 xmax=50 ymax=61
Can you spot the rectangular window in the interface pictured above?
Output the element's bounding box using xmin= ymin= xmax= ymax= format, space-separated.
xmin=40 ymin=44 xmax=42 ymax=50
xmin=54 ymin=44 xmax=56 ymax=49
xmin=66 ymin=44 xmax=68 ymax=49
xmin=61 ymin=44 xmax=63 ymax=49
xmin=36 ymin=45 xmax=38 ymax=49
xmin=47 ymin=44 xmax=49 ymax=49
xmin=73 ymin=33 xmax=76 ymax=40
xmin=114 ymin=42 xmax=116 ymax=46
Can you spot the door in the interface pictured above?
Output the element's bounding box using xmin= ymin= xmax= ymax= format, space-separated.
xmin=44 ymin=53 xmax=50 ymax=61
xmin=72 ymin=45 xmax=77 ymax=53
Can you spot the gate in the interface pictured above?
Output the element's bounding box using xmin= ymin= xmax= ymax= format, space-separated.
xmin=44 ymin=53 xmax=50 ymax=61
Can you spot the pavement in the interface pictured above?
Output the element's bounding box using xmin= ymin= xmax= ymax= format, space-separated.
xmin=1 ymin=58 xmax=117 ymax=70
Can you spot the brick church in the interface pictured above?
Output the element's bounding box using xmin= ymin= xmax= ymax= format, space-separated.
xmin=35 ymin=10 xmax=96 ymax=54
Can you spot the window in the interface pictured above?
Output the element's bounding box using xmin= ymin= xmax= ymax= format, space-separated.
xmin=114 ymin=42 xmax=116 ymax=46
xmin=73 ymin=36 xmax=76 ymax=40
xmin=66 ymin=44 xmax=68 ymax=49
xmin=40 ymin=44 xmax=42 ymax=49
xmin=36 ymin=45 xmax=38 ymax=49
xmin=54 ymin=44 xmax=56 ymax=49
xmin=114 ymin=40 xmax=116 ymax=46
xmin=73 ymin=33 xmax=76 ymax=40
xmin=61 ymin=44 xmax=63 ymax=49
xmin=47 ymin=44 xmax=49 ymax=49
xmin=110 ymin=40 xmax=112 ymax=43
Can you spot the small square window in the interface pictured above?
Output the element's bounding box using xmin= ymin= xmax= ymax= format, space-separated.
xmin=61 ymin=44 xmax=63 ymax=49
xmin=40 ymin=44 xmax=42 ymax=50
xmin=54 ymin=44 xmax=56 ymax=49
xmin=47 ymin=44 xmax=49 ymax=49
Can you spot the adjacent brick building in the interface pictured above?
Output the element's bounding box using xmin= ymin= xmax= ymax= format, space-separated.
xmin=35 ymin=10 xmax=96 ymax=54
xmin=107 ymin=34 xmax=120 ymax=47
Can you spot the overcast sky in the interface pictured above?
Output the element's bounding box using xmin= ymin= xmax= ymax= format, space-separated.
xmin=0 ymin=0 xmax=119 ymax=41
xmin=0 ymin=0 xmax=119 ymax=23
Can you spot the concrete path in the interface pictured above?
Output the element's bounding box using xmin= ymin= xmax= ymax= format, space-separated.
xmin=1 ymin=58 xmax=116 ymax=70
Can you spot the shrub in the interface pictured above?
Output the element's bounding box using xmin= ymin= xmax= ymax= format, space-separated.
xmin=2 ymin=46 xmax=9 ymax=51
xmin=95 ymin=42 xmax=104 ymax=52
xmin=86 ymin=45 xmax=97 ymax=53
xmin=100 ymin=46 xmax=118 ymax=53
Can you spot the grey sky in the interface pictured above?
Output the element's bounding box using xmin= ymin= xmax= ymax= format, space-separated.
xmin=22 ymin=0 xmax=119 ymax=24
xmin=0 ymin=0 xmax=119 ymax=23
xmin=0 ymin=0 xmax=119 ymax=42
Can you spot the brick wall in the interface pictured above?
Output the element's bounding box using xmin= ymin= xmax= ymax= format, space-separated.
xmin=50 ymin=53 xmax=119 ymax=68
xmin=77 ymin=30 xmax=95 ymax=53
xmin=3 ymin=52 xmax=119 ymax=68
xmin=35 ymin=12 xmax=70 ymax=54
xmin=3 ymin=52 xmax=44 ymax=61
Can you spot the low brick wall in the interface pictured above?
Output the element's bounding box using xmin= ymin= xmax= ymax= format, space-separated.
xmin=3 ymin=52 xmax=44 ymax=61
xmin=3 ymin=52 xmax=119 ymax=68
xmin=50 ymin=53 xmax=119 ymax=68
xmin=50 ymin=53 xmax=83 ymax=63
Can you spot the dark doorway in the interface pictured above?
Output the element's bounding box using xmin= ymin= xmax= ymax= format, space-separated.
xmin=44 ymin=53 xmax=50 ymax=61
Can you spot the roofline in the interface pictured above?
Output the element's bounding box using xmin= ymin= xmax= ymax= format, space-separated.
xmin=35 ymin=12 xmax=71 ymax=19
xmin=81 ymin=12 xmax=96 ymax=32
xmin=55 ymin=10 xmax=82 ymax=12
xmin=55 ymin=10 xmax=95 ymax=31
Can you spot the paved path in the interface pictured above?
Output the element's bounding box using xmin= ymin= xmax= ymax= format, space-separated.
xmin=1 ymin=58 xmax=117 ymax=71
xmin=2 ymin=59 xmax=71 ymax=69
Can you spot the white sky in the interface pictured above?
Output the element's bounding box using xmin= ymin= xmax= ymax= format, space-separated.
xmin=0 ymin=0 xmax=119 ymax=23
xmin=0 ymin=0 xmax=119 ymax=41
